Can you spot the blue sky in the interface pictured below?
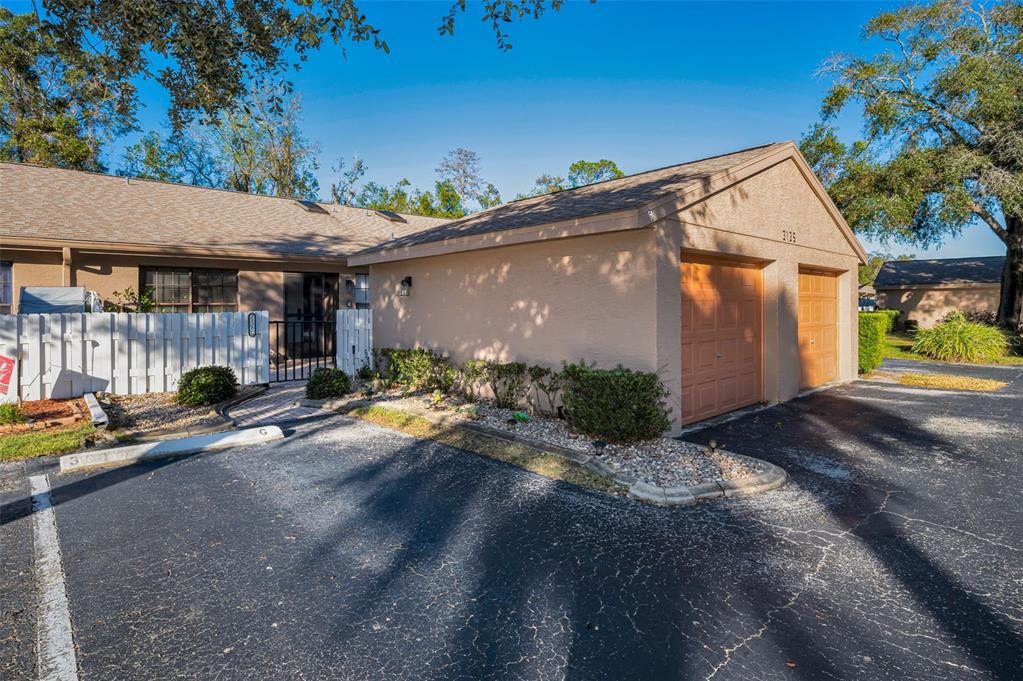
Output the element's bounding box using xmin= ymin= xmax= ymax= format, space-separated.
xmin=3 ymin=0 xmax=1005 ymax=258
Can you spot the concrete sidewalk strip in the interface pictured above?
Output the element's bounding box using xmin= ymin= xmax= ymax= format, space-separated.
xmin=59 ymin=426 xmax=286 ymax=472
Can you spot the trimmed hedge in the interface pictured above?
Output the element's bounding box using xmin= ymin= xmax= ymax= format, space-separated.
xmin=912 ymin=311 xmax=1007 ymax=363
xmin=858 ymin=313 xmax=887 ymax=374
xmin=306 ymin=367 xmax=351 ymax=399
xmin=561 ymin=361 xmax=671 ymax=442
xmin=177 ymin=365 xmax=238 ymax=406
xmin=877 ymin=309 xmax=900 ymax=333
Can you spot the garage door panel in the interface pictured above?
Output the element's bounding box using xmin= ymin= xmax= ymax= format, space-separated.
xmin=681 ymin=255 xmax=763 ymax=425
xmin=798 ymin=270 xmax=839 ymax=389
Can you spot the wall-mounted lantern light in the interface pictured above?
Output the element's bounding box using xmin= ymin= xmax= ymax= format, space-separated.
xmin=344 ymin=279 xmax=355 ymax=295
xmin=398 ymin=276 xmax=413 ymax=297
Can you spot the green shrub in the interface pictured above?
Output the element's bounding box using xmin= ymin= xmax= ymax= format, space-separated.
xmin=356 ymin=364 xmax=377 ymax=381
xmin=457 ymin=359 xmax=527 ymax=407
xmin=877 ymin=309 xmax=901 ymax=333
xmin=912 ymin=311 xmax=1007 ymax=363
xmin=461 ymin=359 xmax=489 ymax=400
xmin=858 ymin=313 xmax=888 ymax=374
xmin=0 ymin=403 xmax=25 ymax=425
xmin=561 ymin=361 xmax=671 ymax=442
xmin=177 ymin=365 xmax=238 ymax=406
xmin=526 ymin=365 xmax=562 ymax=416
xmin=377 ymin=348 xmax=456 ymax=392
xmin=306 ymin=367 xmax=351 ymax=399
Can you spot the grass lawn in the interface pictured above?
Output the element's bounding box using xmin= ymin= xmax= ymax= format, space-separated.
xmin=350 ymin=405 xmax=623 ymax=494
xmin=883 ymin=333 xmax=1023 ymax=366
xmin=0 ymin=422 xmax=95 ymax=462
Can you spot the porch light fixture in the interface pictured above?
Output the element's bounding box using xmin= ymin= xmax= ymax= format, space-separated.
xmin=398 ymin=276 xmax=413 ymax=297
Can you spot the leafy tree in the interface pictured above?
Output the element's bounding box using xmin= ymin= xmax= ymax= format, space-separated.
xmin=803 ymin=0 xmax=1023 ymax=331
xmin=119 ymin=128 xmax=222 ymax=187
xmin=329 ymin=155 xmax=366 ymax=205
xmin=435 ymin=147 xmax=500 ymax=211
xmin=353 ymin=178 xmax=465 ymax=218
xmin=17 ymin=1 xmax=572 ymax=131
xmin=478 ymin=182 xmax=503 ymax=210
xmin=567 ymin=158 xmax=624 ymax=186
xmin=860 ymin=251 xmax=915 ymax=286
xmin=519 ymin=158 xmax=625 ymax=198
xmin=0 ymin=9 xmax=131 ymax=169
xmin=518 ymin=173 xmax=566 ymax=198
xmin=119 ymin=88 xmax=319 ymax=199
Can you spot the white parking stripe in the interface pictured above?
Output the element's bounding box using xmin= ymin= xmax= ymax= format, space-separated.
xmin=29 ymin=475 xmax=79 ymax=681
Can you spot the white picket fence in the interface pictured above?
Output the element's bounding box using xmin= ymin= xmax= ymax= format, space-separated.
xmin=336 ymin=309 xmax=373 ymax=376
xmin=0 ymin=311 xmax=270 ymax=403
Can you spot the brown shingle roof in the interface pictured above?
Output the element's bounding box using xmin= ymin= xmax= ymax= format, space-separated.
xmin=355 ymin=142 xmax=787 ymax=256
xmin=0 ymin=162 xmax=449 ymax=258
xmin=874 ymin=256 xmax=1005 ymax=287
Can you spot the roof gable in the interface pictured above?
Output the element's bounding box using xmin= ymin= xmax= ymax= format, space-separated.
xmin=351 ymin=142 xmax=867 ymax=265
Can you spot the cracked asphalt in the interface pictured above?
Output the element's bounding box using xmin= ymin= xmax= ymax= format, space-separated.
xmin=2 ymin=358 xmax=1022 ymax=680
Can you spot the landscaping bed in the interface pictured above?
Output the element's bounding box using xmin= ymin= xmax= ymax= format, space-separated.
xmin=100 ymin=392 xmax=225 ymax=433
xmin=371 ymin=394 xmax=765 ymax=489
xmin=0 ymin=397 xmax=88 ymax=434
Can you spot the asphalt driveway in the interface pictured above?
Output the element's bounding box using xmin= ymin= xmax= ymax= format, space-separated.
xmin=2 ymin=358 xmax=1022 ymax=680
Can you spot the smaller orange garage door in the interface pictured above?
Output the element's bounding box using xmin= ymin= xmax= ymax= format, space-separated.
xmin=798 ymin=269 xmax=839 ymax=389
xmin=681 ymin=255 xmax=763 ymax=425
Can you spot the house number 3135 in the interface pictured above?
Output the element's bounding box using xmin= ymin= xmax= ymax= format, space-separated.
xmin=782 ymin=230 xmax=797 ymax=243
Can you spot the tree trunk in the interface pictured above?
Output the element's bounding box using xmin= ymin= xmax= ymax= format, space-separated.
xmin=996 ymin=213 xmax=1023 ymax=335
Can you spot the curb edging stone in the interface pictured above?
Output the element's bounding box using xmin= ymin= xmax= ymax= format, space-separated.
xmin=354 ymin=402 xmax=788 ymax=507
xmin=59 ymin=425 xmax=285 ymax=472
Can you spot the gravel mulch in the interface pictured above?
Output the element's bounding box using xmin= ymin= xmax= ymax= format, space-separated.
xmin=378 ymin=394 xmax=764 ymax=489
xmin=101 ymin=393 xmax=223 ymax=433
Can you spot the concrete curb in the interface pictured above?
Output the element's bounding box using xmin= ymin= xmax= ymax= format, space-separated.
xmin=59 ymin=425 xmax=285 ymax=473
xmin=356 ymin=403 xmax=788 ymax=507
xmin=117 ymin=384 xmax=269 ymax=442
xmin=82 ymin=393 xmax=110 ymax=429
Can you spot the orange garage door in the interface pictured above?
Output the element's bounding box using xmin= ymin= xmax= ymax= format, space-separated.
xmin=798 ymin=269 xmax=839 ymax=389
xmin=681 ymin=255 xmax=763 ymax=425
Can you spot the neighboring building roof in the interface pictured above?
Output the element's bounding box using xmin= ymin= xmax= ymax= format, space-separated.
xmin=355 ymin=143 xmax=787 ymax=258
xmin=874 ymin=256 xmax=1005 ymax=288
xmin=0 ymin=162 xmax=448 ymax=259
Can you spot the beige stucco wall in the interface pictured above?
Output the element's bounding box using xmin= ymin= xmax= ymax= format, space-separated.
xmin=370 ymin=229 xmax=659 ymax=370
xmin=1 ymin=249 xmax=358 ymax=315
xmin=660 ymin=158 xmax=861 ymax=428
xmin=370 ymin=158 xmax=863 ymax=433
xmin=876 ymin=285 xmax=1000 ymax=328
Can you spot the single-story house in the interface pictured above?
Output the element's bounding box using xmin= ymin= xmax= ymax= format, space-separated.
xmin=0 ymin=161 xmax=446 ymax=318
xmin=874 ymin=256 xmax=1004 ymax=328
xmin=350 ymin=142 xmax=867 ymax=433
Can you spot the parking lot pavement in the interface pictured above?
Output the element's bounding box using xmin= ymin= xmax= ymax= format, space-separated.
xmin=2 ymin=359 xmax=1021 ymax=680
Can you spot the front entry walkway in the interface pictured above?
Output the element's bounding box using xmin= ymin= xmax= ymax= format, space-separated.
xmin=227 ymin=381 xmax=325 ymax=426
